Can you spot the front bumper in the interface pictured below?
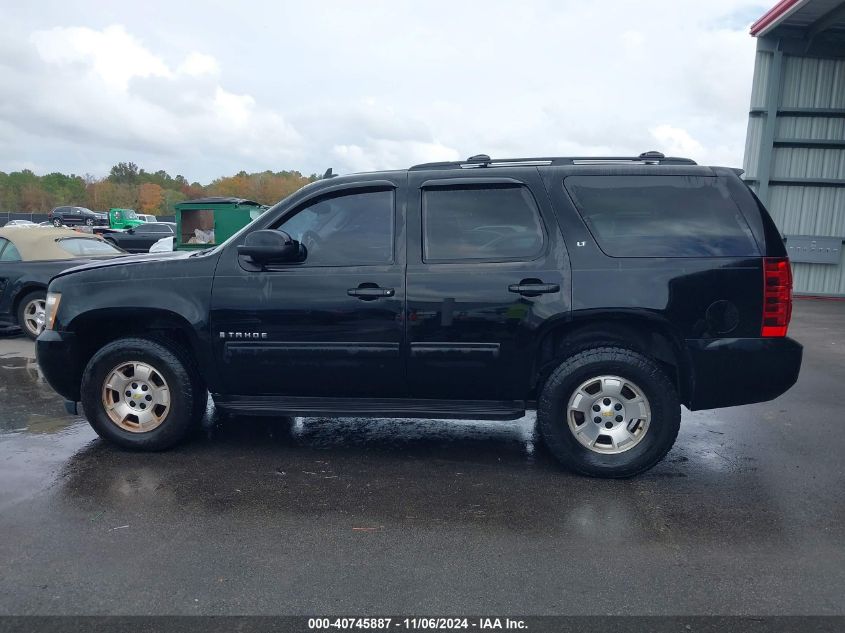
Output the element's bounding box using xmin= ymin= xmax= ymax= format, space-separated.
xmin=685 ymin=336 xmax=803 ymax=410
xmin=36 ymin=329 xmax=82 ymax=402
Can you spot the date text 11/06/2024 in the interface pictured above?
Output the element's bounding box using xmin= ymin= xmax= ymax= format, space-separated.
xmin=308 ymin=618 xmax=527 ymax=630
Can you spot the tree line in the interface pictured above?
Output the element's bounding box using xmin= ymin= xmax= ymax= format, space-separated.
xmin=0 ymin=162 xmax=318 ymax=215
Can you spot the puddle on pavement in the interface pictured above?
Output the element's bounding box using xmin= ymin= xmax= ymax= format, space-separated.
xmin=0 ymin=354 xmax=82 ymax=435
xmin=0 ymin=333 xmax=738 ymax=482
xmin=0 ymin=336 xmax=802 ymax=542
xmin=202 ymin=412 xmax=541 ymax=466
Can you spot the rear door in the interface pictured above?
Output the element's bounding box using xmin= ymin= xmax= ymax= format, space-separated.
xmin=66 ymin=207 xmax=83 ymax=224
xmin=405 ymin=168 xmax=571 ymax=400
xmin=55 ymin=207 xmax=72 ymax=224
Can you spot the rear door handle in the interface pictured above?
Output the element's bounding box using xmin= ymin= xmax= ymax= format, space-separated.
xmin=508 ymin=282 xmax=560 ymax=296
xmin=347 ymin=286 xmax=395 ymax=300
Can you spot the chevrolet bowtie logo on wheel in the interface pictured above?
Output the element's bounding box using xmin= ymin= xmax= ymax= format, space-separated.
xmin=219 ymin=332 xmax=268 ymax=340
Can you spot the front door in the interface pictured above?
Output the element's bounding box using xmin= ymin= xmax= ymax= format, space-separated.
xmin=210 ymin=179 xmax=406 ymax=398
xmin=405 ymin=169 xmax=570 ymax=401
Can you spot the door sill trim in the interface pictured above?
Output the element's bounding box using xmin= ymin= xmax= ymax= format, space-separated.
xmin=213 ymin=395 xmax=527 ymax=420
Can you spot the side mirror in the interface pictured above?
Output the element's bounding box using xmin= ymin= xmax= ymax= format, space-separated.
xmin=237 ymin=229 xmax=302 ymax=265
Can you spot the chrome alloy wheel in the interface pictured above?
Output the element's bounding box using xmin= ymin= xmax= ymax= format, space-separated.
xmin=22 ymin=298 xmax=46 ymax=337
xmin=567 ymin=375 xmax=651 ymax=454
xmin=101 ymin=362 xmax=171 ymax=432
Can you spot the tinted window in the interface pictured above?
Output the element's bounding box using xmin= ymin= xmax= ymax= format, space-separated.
xmin=0 ymin=238 xmax=21 ymax=261
xmin=276 ymin=189 xmax=394 ymax=266
xmin=56 ymin=238 xmax=122 ymax=257
xmin=564 ymin=175 xmax=759 ymax=257
xmin=422 ymin=185 xmax=544 ymax=261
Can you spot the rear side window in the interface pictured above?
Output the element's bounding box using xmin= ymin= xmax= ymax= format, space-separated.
xmin=138 ymin=224 xmax=172 ymax=234
xmin=422 ymin=184 xmax=544 ymax=262
xmin=564 ymin=175 xmax=759 ymax=257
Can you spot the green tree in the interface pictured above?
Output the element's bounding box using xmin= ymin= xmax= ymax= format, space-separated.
xmin=108 ymin=162 xmax=140 ymax=185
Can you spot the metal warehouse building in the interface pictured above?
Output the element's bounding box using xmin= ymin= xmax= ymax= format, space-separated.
xmin=744 ymin=0 xmax=845 ymax=295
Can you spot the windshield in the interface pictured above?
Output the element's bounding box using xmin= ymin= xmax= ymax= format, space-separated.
xmin=57 ymin=237 xmax=124 ymax=257
xmin=112 ymin=208 xmax=138 ymax=220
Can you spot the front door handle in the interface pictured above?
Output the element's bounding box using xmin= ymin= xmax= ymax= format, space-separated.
xmin=508 ymin=282 xmax=560 ymax=297
xmin=347 ymin=285 xmax=395 ymax=300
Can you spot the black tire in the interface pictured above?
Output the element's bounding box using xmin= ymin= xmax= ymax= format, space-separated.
xmin=81 ymin=337 xmax=206 ymax=450
xmin=52 ymin=218 xmax=62 ymax=227
xmin=538 ymin=346 xmax=681 ymax=478
xmin=16 ymin=289 xmax=46 ymax=340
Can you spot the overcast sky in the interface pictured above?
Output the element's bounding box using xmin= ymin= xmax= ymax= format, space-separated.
xmin=0 ymin=0 xmax=771 ymax=183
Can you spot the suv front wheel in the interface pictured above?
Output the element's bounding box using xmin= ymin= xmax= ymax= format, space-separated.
xmin=81 ymin=337 xmax=207 ymax=450
xmin=538 ymin=346 xmax=681 ymax=478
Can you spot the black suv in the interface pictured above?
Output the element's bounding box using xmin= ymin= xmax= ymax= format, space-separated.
xmin=35 ymin=152 xmax=802 ymax=477
xmin=48 ymin=206 xmax=108 ymax=227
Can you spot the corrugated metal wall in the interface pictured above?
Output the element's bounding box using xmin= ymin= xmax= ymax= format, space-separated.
xmin=743 ymin=38 xmax=845 ymax=296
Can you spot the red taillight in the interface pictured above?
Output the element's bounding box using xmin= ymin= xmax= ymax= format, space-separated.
xmin=762 ymin=257 xmax=792 ymax=337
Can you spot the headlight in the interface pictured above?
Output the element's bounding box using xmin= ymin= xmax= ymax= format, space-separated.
xmin=44 ymin=292 xmax=61 ymax=330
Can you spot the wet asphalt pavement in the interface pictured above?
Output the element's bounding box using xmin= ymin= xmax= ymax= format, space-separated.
xmin=0 ymin=300 xmax=843 ymax=616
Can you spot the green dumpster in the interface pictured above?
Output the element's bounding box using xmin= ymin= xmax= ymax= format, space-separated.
xmin=174 ymin=197 xmax=268 ymax=250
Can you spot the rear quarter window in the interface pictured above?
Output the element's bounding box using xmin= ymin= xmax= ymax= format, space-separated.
xmin=564 ymin=175 xmax=759 ymax=258
xmin=57 ymin=238 xmax=122 ymax=257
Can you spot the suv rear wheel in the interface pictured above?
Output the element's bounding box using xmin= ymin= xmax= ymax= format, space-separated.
xmin=538 ymin=346 xmax=680 ymax=478
xmin=81 ymin=337 xmax=207 ymax=450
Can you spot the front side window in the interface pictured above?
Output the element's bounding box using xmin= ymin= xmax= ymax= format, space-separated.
xmin=137 ymin=224 xmax=172 ymax=234
xmin=422 ymin=184 xmax=545 ymax=262
xmin=56 ymin=238 xmax=122 ymax=257
xmin=275 ymin=189 xmax=394 ymax=266
xmin=564 ymin=175 xmax=759 ymax=258
xmin=0 ymin=238 xmax=21 ymax=262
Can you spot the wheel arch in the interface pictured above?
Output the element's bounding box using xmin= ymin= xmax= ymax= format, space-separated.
xmin=67 ymin=308 xmax=213 ymax=390
xmin=531 ymin=311 xmax=692 ymax=406
xmin=12 ymin=283 xmax=47 ymax=317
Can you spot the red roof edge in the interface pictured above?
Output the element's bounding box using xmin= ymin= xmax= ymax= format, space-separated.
xmin=750 ymin=0 xmax=804 ymax=36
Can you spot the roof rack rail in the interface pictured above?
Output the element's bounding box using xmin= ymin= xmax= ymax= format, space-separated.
xmin=409 ymin=151 xmax=697 ymax=171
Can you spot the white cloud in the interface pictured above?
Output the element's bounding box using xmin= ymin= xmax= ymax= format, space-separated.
xmin=0 ymin=0 xmax=771 ymax=181
xmin=178 ymin=52 xmax=218 ymax=77
xmin=332 ymin=141 xmax=460 ymax=173
xmin=30 ymin=25 xmax=171 ymax=90
xmin=650 ymin=124 xmax=705 ymax=157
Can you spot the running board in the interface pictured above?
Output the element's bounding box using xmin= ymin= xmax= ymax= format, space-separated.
xmin=212 ymin=395 xmax=526 ymax=420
